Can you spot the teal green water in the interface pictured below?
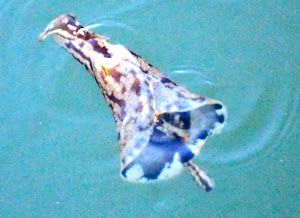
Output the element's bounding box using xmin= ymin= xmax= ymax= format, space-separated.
xmin=1 ymin=0 xmax=299 ymax=217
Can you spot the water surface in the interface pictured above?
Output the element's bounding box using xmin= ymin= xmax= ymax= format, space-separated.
xmin=0 ymin=0 xmax=299 ymax=217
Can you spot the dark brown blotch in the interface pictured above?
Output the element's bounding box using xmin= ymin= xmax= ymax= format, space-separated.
xmin=132 ymin=79 xmax=141 ymax=95
xmin=136 ymin=102 xmax=143 ymax=112
xmin=108 ymin=68 xmax=122 ymax=83
xmin=119 ymin=109 xmax=127 ymax=121
xmin=161 ymin=77 xmax=177 ymax=85
xmin=88 ymin=39 xmax=112 ymax=58
xmin=162 ymin=111 xmax=191 ymax=129
xmin=214 ymin=104 xmax=223 ymax=110
xmin=217 ymin=114 xmax=225 ymax=123
xmin=196 ymin=130 xmax=209 ymax=140
xmin=77 ymin=30 xmax=95 ymax=40
xmin=107 ymin=94 xmax=125 ymax=107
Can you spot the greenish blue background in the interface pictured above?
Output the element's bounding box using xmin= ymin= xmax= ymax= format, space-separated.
xmin=1 ymin=0 xmax=299 ymax=217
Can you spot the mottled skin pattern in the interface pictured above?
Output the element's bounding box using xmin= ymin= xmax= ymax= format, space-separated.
xmin=39 ymin=14 xmax=228 ymax=192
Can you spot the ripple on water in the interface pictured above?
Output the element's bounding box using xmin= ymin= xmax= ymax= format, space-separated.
xmin=169 ymin=64 xmax=299 ymax=166
xmin=170 ymin=63 xmax=214 ymax=91
xmin=86 ymin=0 xmax=147 ymax=22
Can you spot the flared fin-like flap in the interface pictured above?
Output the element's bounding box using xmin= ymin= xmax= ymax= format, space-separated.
xmin=149 ymin=78 xmax=207 ymax=114
xmin=121 ymin=100 xmax=228 ymax=182
xmin=116 ymin=65 xmax=157 ymax=168
xmin=158 ymin=100 xmax=227 ymax=155
xmin=119 ymin=119 xmax=154 ymax=168
xmin=121 ymin=74 xmax=228 ymax=177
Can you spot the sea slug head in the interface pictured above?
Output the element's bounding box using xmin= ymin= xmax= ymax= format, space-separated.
xmin=38 ymin=14 xmax=87 ymax=42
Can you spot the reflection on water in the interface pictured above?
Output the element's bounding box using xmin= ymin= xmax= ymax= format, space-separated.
xmin=86 ymin=20 xmax=136 ymax=33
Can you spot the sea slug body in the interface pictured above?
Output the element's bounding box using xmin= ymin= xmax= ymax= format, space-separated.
xmin=39 ymin=14 xmax=228 ymax=192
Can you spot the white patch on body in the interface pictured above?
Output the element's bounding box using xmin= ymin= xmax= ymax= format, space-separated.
xmin=157 ymin=153 xmax=184 ymax=180
xmin=188 ymin=139 xmax=206 ymax=156
xmin=67 ymin=24 xmax=77 ymax=30
xmin=125 ymin=164 xmax=146 ymax=182
xmin=107 ymin=44 xmax=140 ymax=66
xmin=211 ymin=121 xmax=226 ymax=135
